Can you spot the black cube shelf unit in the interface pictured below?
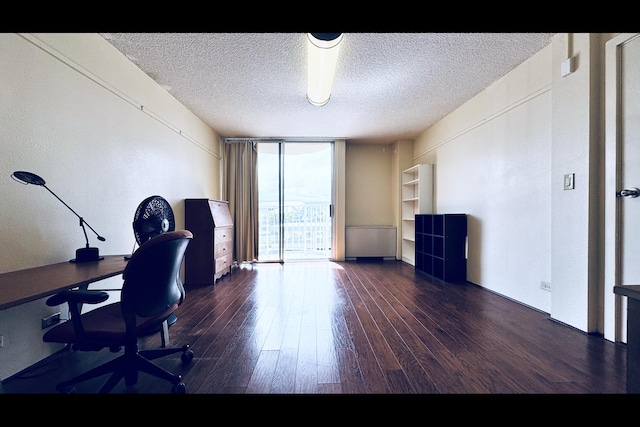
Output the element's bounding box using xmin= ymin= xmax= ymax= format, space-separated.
xmin=415 ymin=214 xmax=467 ymax=282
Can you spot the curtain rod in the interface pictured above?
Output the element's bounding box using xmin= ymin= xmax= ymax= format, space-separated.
xmin=224 ymin=137 xmax=340 ymax=143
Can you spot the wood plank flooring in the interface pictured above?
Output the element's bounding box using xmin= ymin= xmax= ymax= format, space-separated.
xmin=1 ymin=260 xmax=627 ymax=394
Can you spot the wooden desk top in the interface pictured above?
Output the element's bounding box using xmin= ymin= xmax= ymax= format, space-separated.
xmin=614 ymin=284 xmax=640 ymax=301
xmin=0 ymin=255 xmax=128 ymax=310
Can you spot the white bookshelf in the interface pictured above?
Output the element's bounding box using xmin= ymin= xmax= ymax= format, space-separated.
xmin=401 ymin=164 xmax=433 ymax=265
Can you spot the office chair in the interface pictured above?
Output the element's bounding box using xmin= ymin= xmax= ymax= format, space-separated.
xmin=42 ymin=230 xmax=195 ymax=393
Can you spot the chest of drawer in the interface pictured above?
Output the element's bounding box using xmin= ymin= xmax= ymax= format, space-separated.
xmin=214 ymin=227 xmax=233 ymax=244
xmin=185 ymin=199 xmax=234 ymax=286
xmin=214 ymin=240 xmax=232 ymax=259
xmin=215 ymin=253 xmax=233 ymax=276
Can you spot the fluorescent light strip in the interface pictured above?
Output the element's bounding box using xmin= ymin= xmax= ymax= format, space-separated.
xmin=307 ymin=33 xmax=343 ymax=106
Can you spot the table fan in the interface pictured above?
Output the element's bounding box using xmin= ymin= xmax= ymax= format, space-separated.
xmin=132 ymin=195 xmax=176 ymax=247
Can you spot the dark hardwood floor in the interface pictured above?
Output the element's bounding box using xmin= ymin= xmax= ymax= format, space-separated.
xmin=2 ymin=260 xmax=627 ymax=394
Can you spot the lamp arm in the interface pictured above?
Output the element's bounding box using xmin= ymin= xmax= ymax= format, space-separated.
xmin=79 ymin=218 xmax=90 ymax=248
xmin=80 ymin=218 xmax=105 ymax=242
xmin=43 ymin=185 xmax=106 ymax=242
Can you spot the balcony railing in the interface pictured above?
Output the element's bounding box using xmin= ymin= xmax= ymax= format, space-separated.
xmin=258 ymin=203 xmax=332 ymax=260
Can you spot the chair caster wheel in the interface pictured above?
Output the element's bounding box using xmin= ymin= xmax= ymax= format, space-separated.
xmin=181 ymin=349 xmax=194 ymax=365
xmin=172 ymin=382 xmax=186 ymax=394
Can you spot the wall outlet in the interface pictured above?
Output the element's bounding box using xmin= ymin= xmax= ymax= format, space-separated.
xmin=42 ymin=312 xmax=61 ymax=329
xmin=540 ymin=281 xmax=551 ymax=292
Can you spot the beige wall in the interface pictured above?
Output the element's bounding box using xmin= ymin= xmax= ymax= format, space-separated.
xmin=345 ymin=143 xmax=394 ymax=226
xmin=0 ymin=33 xmax=222 ymax=379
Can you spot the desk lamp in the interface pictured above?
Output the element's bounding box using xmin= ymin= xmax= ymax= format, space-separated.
xmin=11 ymin=170 xmax=106 ymax=263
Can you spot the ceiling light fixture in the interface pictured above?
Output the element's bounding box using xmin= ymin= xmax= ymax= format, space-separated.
xmin=307 ymin=33 xmax=343 ymax=107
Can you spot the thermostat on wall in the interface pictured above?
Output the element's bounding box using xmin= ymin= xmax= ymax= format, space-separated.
xmin=561 ymin=57 xmax=574 ymax=77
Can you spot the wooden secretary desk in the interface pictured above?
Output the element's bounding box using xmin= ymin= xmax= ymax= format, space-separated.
xmin=184 ymin=199 xmax=234 ymax=286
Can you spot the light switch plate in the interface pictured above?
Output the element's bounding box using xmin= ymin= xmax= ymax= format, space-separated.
xmin=564 ymin=173 xmax=575 ymax=190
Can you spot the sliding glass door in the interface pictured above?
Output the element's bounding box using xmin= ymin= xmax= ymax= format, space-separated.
xmin=257 ymin=141 xmax=333 ymax=261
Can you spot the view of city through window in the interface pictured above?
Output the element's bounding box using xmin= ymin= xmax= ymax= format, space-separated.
xmin=257 ymin=142 xmax=333 ymax=261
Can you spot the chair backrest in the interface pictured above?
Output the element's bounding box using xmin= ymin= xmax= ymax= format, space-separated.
xmin=121 ymin=230 xmax=193 ymax=321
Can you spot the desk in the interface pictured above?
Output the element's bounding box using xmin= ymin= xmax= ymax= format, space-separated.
xmin=0 ymin=255 xmax=128 ymax=392
xmin=0 ymin=255 xmax=128 ymax=311
xmin=614 ymin=284 xmax=640 ymax=393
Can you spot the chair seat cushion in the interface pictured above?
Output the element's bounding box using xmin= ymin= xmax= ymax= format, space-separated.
xmin=43 ymin=302 xmax=178 ymax=350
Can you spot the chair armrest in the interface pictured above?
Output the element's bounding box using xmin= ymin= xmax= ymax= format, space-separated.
xmin=46 ymin=289 xmax=110 ymax=307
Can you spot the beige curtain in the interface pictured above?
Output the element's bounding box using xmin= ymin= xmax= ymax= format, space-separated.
xmin=223 ymin=140 xmax=259 ymax=263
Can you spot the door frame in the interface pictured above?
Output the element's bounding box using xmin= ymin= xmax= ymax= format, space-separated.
xmin=604 ymin=32 xmax=640 ymax=343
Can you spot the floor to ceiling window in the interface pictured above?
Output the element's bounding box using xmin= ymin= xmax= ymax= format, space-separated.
xmin=257 ymin=141 xmax=333 ymax=262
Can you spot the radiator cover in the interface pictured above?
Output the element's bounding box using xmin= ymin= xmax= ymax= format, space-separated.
xmin=345 ymin=226 xmax=396 ymax=259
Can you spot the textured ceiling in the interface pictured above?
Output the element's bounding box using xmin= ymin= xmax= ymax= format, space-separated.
xmin=100 ymin=33 xmax=555 ymax=144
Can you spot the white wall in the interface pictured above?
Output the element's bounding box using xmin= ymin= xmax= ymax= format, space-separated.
xmin=0 ymin=33 xmax=222 ymax=380
xmin=411 ymin=33 xmax=616 ymax=336
xmin=550 ymin=33 xmax=609 ymax=333
xmin=414 ymin=45 xmax=553 ymax=313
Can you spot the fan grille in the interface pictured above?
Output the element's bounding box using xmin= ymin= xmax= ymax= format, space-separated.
xmin=133 ymin=196 xmax=175 ymax=244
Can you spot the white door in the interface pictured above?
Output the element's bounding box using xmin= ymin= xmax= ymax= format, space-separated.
xmin=604 ymin=33 xmax=640 ymax=343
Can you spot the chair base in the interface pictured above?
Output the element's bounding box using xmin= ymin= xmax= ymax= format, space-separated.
xmin=55 ymin=344 xmax=194 ymax=394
